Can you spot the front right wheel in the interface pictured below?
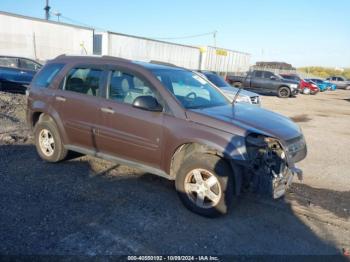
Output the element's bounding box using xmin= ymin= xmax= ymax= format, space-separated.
xmin=278 ymin=86 xmax=291 ymax=98
xmin=175 ymin=154 xmax=234 ymax=217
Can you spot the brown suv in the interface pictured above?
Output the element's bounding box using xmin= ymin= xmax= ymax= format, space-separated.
xmin=27 ymin=55 xmax=307 ymax=217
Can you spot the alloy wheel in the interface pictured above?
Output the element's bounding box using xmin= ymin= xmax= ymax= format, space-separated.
xmin=184 ymin=168 xmax=222 ymax=209
xmin=38 ymin=128 xmax=55 ymax=157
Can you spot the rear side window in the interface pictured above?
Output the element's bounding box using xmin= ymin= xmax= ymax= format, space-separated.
xmin=64 ymin=67 xmax=103 ymax=97
xmin=33 ymin=63 xmax=64 ymax=88
xmin=0 ymin=57 xmax=18 ymax=68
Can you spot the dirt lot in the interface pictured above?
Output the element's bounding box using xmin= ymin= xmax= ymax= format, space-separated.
xmin=0 ymin=90 xmax=349 ymax=255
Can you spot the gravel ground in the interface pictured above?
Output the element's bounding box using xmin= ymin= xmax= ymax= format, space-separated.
xmin=0 ymin=90 xmax=349 ymax=256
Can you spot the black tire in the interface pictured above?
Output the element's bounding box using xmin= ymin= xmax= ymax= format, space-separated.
xmin=175 ymin=154 xmax=234 ymax=217
xmin=34 ymin=119 xmax=68 ymax=162
xmin=277 ymin=86 xmax=291 ymax=98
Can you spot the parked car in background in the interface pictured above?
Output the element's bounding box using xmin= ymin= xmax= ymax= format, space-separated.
xmin=27 ymin=55 xmax=306 ymax=217
xmin=305 ymin=78 xmax=329 ymax=92
xmin=279 ymin=73 xmax=300 ymax=82
xmin=300 ymin=79 xmax=320 ymax=94
xmin=196 ymin=71 xmax=261 ymax=106
xmin=325 ymin=76 xmax=350 ymax=90
xmin=279 ymin=74 xmax=319 ymax=95
xmin=307 ymin=78 xmax=336 ymax=91
xmin=0 ymin=56 xmax=42 ymax=93
xmin=227 ymin=70 xmax=299 ymax=98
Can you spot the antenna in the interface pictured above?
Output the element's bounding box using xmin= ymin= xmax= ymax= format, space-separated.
xmin=44 ymin=0 xmax=51 ymax=20
xmin=52 ymin=11 xmax=61 ymax=22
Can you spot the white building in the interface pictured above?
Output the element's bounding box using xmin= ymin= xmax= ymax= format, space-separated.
xmin=0 ymin=11 xmax=94 ymax=61
xmin=0 ymin=11 xmax=250 ymax=73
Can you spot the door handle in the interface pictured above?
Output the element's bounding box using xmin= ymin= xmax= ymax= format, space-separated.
xmin=55 ymin=96 xmax=66 ymax=102
xmin=100 ymin=107 xmax=115 ymax=114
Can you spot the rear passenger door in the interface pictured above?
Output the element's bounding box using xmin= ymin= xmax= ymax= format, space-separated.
xmin=52 ymin=66 xmax=106 ymax=151
xmin=96 ymin=68 xmax=164 ymax=168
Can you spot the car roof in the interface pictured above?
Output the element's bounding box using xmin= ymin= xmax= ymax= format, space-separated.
xmin=52 ymin=55 xmax=184 ymax=71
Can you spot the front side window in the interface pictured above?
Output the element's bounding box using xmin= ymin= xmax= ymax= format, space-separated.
xmin=64 ymin=68 xmax=102 ymax=96
xmin=254 ymin=71 xmax=263 ymax=78
xmin=205 ymin=73 xmax=230 ymax=88
xmin=152 ymin=69 xmax=229 ymax=109
xmin=19 ymin=58 xmax=42 ymax=71
xmin=263 ymin=71 xmax=274 ymax=79
xmin=32 ymin=63 xmax=64 ymax=88
xmin=0 ymin=57 xmax=18 ymax=68
xmin=108 ymin=70 xmax=156 ymax=104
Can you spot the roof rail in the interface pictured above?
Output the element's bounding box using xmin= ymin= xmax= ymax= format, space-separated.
xmin=55 ymin=54 xmax=66 ymax=59
xmin=149 ymin=60 xmax=178 ymax=67
xmin=102 ymin=55 xmax=131 ymax=62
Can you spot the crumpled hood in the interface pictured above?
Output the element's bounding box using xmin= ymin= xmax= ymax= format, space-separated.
xmin=188 ymin=103 xmax=302 ymax=142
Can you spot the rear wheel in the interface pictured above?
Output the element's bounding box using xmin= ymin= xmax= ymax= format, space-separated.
xmin=278 ymin=86 xmax=291 ymax=98
xmin=175 ymin=154 xmax=234 ymax=217
xmin=34 ymin=119 xmax=68 ymax=162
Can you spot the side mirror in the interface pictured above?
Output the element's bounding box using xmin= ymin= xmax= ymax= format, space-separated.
xmin=270 ymin=76 xmax=276 ymax=80
xmin=132 ymin=96 xmax=163 ymax=112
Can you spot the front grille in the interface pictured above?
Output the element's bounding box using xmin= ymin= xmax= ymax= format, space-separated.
xmin=250 ymin=96 xmax=259 ymax=104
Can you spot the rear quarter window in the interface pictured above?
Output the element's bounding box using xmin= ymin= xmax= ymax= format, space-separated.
xmin=32 ymin=63 xmax=64 ymax=88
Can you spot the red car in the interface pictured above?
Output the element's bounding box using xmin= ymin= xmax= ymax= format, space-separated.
xmin=280 ymin=74 xmax=319 ymax=95
xmin=300 ymin=79 xmax=319 ymax=95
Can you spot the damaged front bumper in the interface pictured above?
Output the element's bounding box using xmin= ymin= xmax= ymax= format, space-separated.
xmin=272 ymin=166 xmax=303 ymax=199
xmin=244 ymin=134 xmax=306 ymax=199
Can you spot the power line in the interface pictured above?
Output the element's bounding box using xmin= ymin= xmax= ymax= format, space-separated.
xmin=153 ymin=31 xmax=217 ymax=40
xmin=48 ymin=11 xmax=217 ymax=45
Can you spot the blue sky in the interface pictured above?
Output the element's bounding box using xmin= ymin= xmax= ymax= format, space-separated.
xmin=1 ymin=0 xmax=349 ymax=67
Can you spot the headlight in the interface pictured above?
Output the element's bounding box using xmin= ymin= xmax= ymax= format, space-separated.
xmin=290 ymin=84 xmax=298 ymax=89
xmin=236 ymin=95 xmax=252 ymax=104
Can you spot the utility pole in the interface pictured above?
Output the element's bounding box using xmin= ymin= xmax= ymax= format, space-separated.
xmin=213 ymin=30 xmax=218 ymax=47
xmin=44 ymin=0 xmax=51 ymax=20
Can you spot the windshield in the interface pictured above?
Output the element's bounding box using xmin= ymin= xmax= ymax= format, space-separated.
xmin=204 ymin=73 xmax=230 ymax=88
xmin=151 ymin=69 xmax=229 ymax=109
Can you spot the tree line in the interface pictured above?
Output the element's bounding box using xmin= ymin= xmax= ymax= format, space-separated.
xmin=298 ymin=67 xmax=350 ymax=79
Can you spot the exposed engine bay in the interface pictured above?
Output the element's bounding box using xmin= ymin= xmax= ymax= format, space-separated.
xmin=245 ymin=134 xmax=303 ymax=198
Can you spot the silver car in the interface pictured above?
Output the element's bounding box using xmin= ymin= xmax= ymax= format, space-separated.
xmin=326 ymin=76 xmax=350 ymax=90
xmin=197 ymin=71 xmax=261 ymax=106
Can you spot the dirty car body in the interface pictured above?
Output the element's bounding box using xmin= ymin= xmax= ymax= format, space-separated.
xmin=27 ymin=55 xmax=307 ymax=217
